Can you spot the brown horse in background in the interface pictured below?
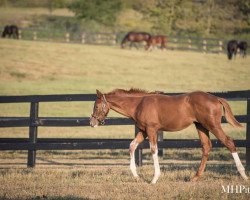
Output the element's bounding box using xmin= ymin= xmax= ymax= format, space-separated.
xmin=2 ymin=25 xmax=19 ymax=39
xmin=121 ymin=31 xmax=151 ymax=49
xmin=145 ymin=35 xmax=167 ymax=51
xmin=90 ymin=88 xmax=247 ymax=184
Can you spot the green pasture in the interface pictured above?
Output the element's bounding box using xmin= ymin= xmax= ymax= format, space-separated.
xmin=0 ymin=39 xmax=249 ymax=95
xmin=0 ymin=38 xmax=249 ymax=139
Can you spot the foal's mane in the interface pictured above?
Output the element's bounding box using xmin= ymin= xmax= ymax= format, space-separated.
xmin=107 ymin=88 xmax=161 ymax=96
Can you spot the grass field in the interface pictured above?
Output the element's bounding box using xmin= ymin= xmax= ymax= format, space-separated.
xmin=0 ymin=38 xmax=250 ymax=199
xmin=0 ymin=38 xmax=249 ymax=138
xmin=1 ymin=39 xmax=249 ymax=95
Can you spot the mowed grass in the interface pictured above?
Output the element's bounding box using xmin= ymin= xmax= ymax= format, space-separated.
xmin=0 ymin=39 xmax=250 ymax=199
xmin=0 ymin=164 xmax=248 ymax=200
xmin=0 ymin=148 xmax=249 ymax=200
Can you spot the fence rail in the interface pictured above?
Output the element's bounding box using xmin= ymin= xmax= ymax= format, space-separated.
xmin=0 ymin=138 xmax=249 ymax=150
xmin=0 ymin=90 xmax=250 ymax=167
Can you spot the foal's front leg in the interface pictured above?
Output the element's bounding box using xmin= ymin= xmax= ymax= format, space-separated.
xmin=129 ymin=131 xmax=146 ymax=179
xmin=148 ymin=129 xmax=161 ymax=184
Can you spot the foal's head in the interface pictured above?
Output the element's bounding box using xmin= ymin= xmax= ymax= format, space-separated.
xmin=90 ymin=90 xmax=110 ymax=127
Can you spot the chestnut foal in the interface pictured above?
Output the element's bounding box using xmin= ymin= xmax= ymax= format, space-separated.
xmin=145 ymin=35 xmax=167 ymax=51
xmin=90 ymin=89 xmax=248 ymax=184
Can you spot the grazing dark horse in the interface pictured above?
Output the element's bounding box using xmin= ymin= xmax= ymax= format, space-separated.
xmin=145 ymin=35 xmax=167 ymax=51
xmin=238 ymin=41 xmax=248 ymax=58
xmin=121 ymin=31 xmax=151 ymax=49
xmin=227 ymin=40 xmax=238 ymax=60
xmin=2 ymin=25 xmax=19 ymax=39
xmin=90 ymin=88 xmax=247 ymax=184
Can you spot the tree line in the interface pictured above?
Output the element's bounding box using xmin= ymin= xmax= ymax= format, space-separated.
xmin=1 ymin=0 xmax=249 ymax=38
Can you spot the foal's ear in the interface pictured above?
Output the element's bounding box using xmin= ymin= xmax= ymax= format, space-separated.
xmin=96 ymin=89 xmax=103 ymax=99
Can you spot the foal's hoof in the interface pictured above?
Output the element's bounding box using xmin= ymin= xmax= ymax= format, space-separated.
xmin=190 ymin=175 xmax=200 ymax=182
xmin=134 ymin=176 xmax=140 ymax=182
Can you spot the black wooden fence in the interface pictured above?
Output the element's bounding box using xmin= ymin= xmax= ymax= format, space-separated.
xmin=5 ymin=26 xmax=250 ymax=54
xmin=0 ymin=90 xmax=250 ymax=168
xmin=21 ymin=30 xmax=228 ymax=53
xmin=1 ymin=25 xmax=250 ymax=54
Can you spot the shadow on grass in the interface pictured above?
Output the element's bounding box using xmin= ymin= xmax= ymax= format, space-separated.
xmin=33 ymin=195 xmax=92 ymax=200
xmin=160 ymin=162 xmax=241 ymax=182
xmin=0 ymin=196 xmax=93 ymax=200
xmin=161 ymin=162 xmax=237 ymax=172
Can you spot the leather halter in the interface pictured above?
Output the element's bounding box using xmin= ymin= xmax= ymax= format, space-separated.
xmin=91 ymin=95 xmax=108 ymax=125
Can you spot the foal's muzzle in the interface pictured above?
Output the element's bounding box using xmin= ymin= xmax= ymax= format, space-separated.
xmin=90 ymin=116 xmax=99 ymax=128
xmin=89 ymin=116 xmax=105 ymax=127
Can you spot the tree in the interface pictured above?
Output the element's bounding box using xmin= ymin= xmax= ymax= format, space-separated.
xmin=47 ymin=0 xmax=68 ymax=14
xmin=149 ymin=0 xmax=185 ymax=34
xmin=124 ymin=0 xmax=187 ymax=35
xmin=68 ymin=0 xmax=123 ymax=26
xmin=174 ymin=1 xmax=205 ymax=36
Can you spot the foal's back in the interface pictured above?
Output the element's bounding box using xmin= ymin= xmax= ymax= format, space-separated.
xmin=135 ymin=91 xmax=222 ymax=131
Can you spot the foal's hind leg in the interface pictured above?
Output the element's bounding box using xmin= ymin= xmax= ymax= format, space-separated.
xmin=210 ymin=126 xmax=248 ymax=180
xmin=161 ymin=43 xmax=166 ymax=51
xmin=191 ymin=123 xmax=212 ymax=182
xmin=129 ymin=131 xmax=146 ymax=179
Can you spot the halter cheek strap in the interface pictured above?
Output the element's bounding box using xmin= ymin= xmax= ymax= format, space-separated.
xmin=102 ymin=95 xmax=107 ymax=108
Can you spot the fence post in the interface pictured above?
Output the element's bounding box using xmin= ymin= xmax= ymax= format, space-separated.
xmin=218 ymin=40 xmax=223 ymax=53
xmin=110 ymin=34 xmax=116 ymax=45
xmin=246 ymin=98 xmax=250 ymax=169
xmin=18 ymin=30 xmax=22 ymax=39
xmin=134 ymin=126 xmax=143 ymax=166
xmin=95 ymin=34 xmax=101 ymax=44
xmin=173 ymin=38 xmax=178 ymax=50
xmin=65 ymin=33 xmax=70 ymax=43
xmin=158 ymin=131 xmax=163 ymax=157
xmin=81 ymin=33 xmax=85 ymax=44
xmin=33 ymin=31 xmax=37 ymax=40
xmin=27 ymin=102 xmax=39 ymax=168
xmin=188 ymin=39 xmax=192 ymax=50
xmin=203 ymin=40 xmax=207 ymax=53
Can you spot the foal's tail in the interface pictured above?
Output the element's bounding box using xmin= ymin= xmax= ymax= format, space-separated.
xmin=218 ymin=98 xmax=243 ymax=128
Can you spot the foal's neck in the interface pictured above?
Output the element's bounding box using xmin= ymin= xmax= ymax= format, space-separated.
xmin=106 ymin=95 xmax=141 ymax=118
